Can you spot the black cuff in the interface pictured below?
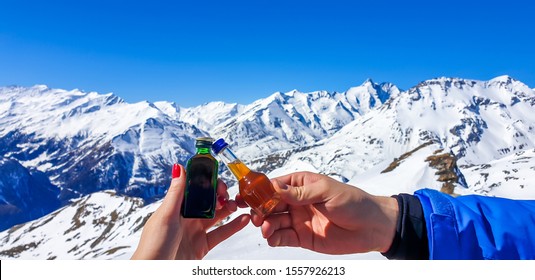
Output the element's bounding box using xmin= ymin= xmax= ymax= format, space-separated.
xmin=381 ymin=193 xmax=429 ymax=260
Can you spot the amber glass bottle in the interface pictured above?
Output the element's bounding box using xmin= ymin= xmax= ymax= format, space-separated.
xmin=211 ymin=138 xmax=280 ymax=218
xmin=181 ymin=137 xmax=218 ymax=219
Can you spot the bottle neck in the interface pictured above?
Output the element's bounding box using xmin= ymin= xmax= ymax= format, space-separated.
xmin=216 ymin=147 xmax=251 ymax=180
xmin=196 ymin=147 xmax=211 ymax=154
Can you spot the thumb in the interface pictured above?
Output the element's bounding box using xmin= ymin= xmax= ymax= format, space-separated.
xmin=159 ymin=163 xmax=187 ymax=221
xmin=272 ymin=179 xmax=330 ymax=206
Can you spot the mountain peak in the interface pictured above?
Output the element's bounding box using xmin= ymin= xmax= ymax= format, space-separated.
xmin=32 ymin=84 xmax=50 ymax=91
xmin=485 ymin=75 xmax=534 ymax=95
xmin=490 ymin=75 xmax=515 ymax=83
xmin=263 ymin=91 xmax=287 ymax=103
xmin=286 ymin=89 xmax=299 ymax=95
xmin=412 ymin=77 xmax=479 ymax=91
xmin=362 ymin=78 xmax=375 ymax=85
xmin=487 ymin=75 xmax=520 ymax=87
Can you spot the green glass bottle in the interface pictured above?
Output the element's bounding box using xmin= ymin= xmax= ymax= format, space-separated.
xmin=181 ymin=137 xmax=218 ymax=219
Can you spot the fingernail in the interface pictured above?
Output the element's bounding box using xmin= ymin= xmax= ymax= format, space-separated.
xmin=274 ymin=179 xmax=287 ymax=190
xmin=172 ymin=164 xmax=181 ymax=179
xmin=218 ymin=196 xmax=228 ymax=206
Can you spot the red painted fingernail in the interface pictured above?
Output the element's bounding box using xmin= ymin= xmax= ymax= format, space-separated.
xmin=172 ymin=164 xmax=181 ymax=179
xmin=218 ymin=196 xmax=228 ymax=206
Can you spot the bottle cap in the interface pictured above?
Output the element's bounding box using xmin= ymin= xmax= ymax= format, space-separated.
xmin=195 ymin=137 xmax=214 ymax=148
xmin=211 ymin=138 xmax=229 ymax=154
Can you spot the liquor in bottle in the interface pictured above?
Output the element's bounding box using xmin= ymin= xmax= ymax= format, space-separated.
xmin=181 ymin=137 xmax=218 ymax=218
xmin=211 ymin=138 xmax=280 ymax=218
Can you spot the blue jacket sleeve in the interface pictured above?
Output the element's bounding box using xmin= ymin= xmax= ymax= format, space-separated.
xmin=414 ymin=188 xmax=535 ymax=259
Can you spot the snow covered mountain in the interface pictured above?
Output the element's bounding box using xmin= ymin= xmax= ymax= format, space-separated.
xmin=156 ymin=79 xmax=400 ymax=159
xmin=0 ymin=86 xmax=203 ymax=197
xmin=0 ymin=191 xmax=151 ymax=259
xmin=0 ymin=157 xmax=60 ymax=231
xmin=1 ymin=75 xmax=535 ymax=259
xmin=258 ymin=76 xmax=535 ymax=187
xmin=0 ymin=85 xmax=208 ymax=231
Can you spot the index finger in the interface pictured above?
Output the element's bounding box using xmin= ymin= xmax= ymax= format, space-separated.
xmin=216 ymin=179 xmax=229 ymax=198
xmin=154 ymin=164 xmax=187 ymax=225
xmin=272 ymin=171 xmax=324 ymax=187
xmin=216 ymin=179 xmax=230 ymax=209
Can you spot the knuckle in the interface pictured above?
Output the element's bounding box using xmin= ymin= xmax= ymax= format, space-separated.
xmin=294 ymin=186 xmax=304 ymax=201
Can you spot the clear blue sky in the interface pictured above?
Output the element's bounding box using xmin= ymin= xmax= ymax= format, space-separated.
xmin=1 ymin=0 xmax=534 ymax=107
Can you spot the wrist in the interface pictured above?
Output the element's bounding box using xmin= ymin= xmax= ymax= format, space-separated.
xmin=371 ymin=195 xmax=399 ymax=253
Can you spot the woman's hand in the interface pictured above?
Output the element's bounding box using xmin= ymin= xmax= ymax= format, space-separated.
xmin=131 ymin=164 xmax=250 ymax=259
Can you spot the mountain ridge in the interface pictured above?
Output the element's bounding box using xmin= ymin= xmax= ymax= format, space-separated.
xmin=1 ymin=76 xmax=535 ymax=258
